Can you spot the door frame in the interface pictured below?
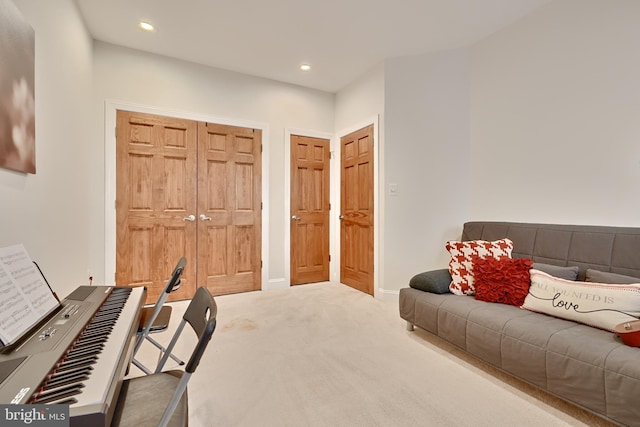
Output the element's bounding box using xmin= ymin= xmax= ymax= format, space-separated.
xmin=104 ymin=100 xmax=270 ymax=290
xmin=284 ymin=115 xmax=380 ymax=298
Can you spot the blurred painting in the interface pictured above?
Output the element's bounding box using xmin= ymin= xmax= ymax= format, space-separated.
xmin=0 ymin=0 xmax=35 ymax=174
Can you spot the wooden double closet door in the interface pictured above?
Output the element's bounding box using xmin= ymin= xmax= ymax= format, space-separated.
xmin=115 ymin=110 xmax=262 ymax=303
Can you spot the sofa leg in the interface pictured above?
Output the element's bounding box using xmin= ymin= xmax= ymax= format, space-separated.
xmin=406 ymin=321 xmax=414 ymax=332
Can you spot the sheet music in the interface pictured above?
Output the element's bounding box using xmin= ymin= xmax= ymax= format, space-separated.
xmin=0 ymin=244 xmax=59 ymax=345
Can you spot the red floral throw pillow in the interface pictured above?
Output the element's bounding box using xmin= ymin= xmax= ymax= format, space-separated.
xmin=473 ymin=256 xmax=533 ymax=306
xmin=446 ymin=239 xmax=514 ymax=295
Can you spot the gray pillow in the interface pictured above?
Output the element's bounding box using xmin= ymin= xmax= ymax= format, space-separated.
xmin=409 ymin=269 xmax=452 ymax=294
xmin=585 ymin=269 xmax=640 ymax=284
xmin=532 ymin=263 xmax=579 ymax=280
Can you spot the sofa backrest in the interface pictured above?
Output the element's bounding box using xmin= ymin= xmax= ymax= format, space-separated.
xmin=461 ymin=221 xmax=640 ymax=281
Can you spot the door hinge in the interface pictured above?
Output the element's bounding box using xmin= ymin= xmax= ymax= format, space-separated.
xmin=329 ymin=255 xmax=331 ymax=262
xmin=329 ymin=203 xmax=331 ymax=210
xmin=115 ymin=126 xmax=117 ymax=137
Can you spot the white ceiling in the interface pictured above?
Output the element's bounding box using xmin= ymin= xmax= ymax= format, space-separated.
xmin=74 ymin=0 xmax=551 ymax=93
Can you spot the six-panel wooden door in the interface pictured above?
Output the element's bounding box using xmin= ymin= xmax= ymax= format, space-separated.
xmin=290 ymin=135 xmax=330 ymax=285
xmin=197 ymin=122 xmax=262 ymax=296
xmin=115 ymin=111 xmax=197 ymax=302
xmin=340 ymin=125 xmax=374 ymax=296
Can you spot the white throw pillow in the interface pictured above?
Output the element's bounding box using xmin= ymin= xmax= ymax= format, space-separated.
xmin=522 ymin=269 xmax=640 ymax=332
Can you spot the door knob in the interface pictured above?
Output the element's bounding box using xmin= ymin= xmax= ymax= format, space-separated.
xmin=182 ymin=214 xmax=196 ymax=222
xmin=339 ymin=215 xmax=345 ymax=220
xmin=291 ymin=215 xmax=301 ymax=221
xmin=199 ymin=214 xmax=212 ymax=221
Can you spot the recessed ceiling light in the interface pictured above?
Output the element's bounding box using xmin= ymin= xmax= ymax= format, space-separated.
xmin=299 ymin=64 xmax=311 ymax=72
xmin=137 ymin=21 xmax=156 ymax=32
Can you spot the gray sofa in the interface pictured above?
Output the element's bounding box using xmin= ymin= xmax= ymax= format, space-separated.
xmin=399 ymin=221 xmax=640 ymax=426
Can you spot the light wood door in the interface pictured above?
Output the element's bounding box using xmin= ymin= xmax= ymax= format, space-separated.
xmin=116 ymin=111 xmax=197 ymax=303
xmin=290 ymin=135 xmax=330 ymax=285
xmin=340 ymin=125 xmax=374 ymax=296
xmin=197 ymin=122 xmax=262 ymax=296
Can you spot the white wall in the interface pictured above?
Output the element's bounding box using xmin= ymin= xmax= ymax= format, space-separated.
xmin=469 ymin=0 xmax=640 ymax=226
xmin=0 ymin=0 xmax=93 ymax=298
xmin=91 ymin=42 xmax=335 ymax=285
xmin=334 ymin=63 xmax=385 ymax=132
xmin=383 ymin=49 xmax=470 ymax=292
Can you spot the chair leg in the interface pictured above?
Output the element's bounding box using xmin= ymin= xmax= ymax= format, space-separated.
xmin=146 ymin=336 xmax=185 ymax=366
xmin=131 ymin=357 xmax=152 ymax=375
xmin=131 ymin=334 xmax=185 ymax=375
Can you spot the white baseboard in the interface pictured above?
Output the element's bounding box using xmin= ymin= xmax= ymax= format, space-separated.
xmin=263 ymin=278 xmax=288 ymax=291
xmin=377 ymin=288 xmax=399 ymax=302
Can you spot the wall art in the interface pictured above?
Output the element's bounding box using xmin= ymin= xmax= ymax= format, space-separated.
xmin=0 ymin=0 xmax=35 ymax=174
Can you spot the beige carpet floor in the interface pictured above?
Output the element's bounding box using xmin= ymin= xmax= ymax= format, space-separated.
xmin=130 ymin=282 xmax=616 ymax=427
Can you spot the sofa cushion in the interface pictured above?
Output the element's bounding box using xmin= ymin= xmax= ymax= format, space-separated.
xmin=585 ymin=269 xmax=640 ymax=284
xmin=436 ymin=296 xmax=484 ymax=349
xmin=522 ymin=269 xmax=640 ymax=332
xmin=501 ymin=314 xmax=578 ymax=389
xmin=603 ymin=345 xmax=640 ymax=426
xmin=545 ymin=324 xmax=621 ymax=414
xmin=445 ymin=238 xmax=514 ymax=295
xmin=409 ymin=269 xmax=451 ymax=294
xmin=472 ymin=256 xmax=533 ymax=306
xmin=465 ymin=303 xmax=532 ymax=367
xmin=532 ymin=263 xmax=579 ymax=280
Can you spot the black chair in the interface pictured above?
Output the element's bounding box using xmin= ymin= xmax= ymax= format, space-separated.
xmin=112 ymin=286 xmax=217 ymax=427
xmin=132 ymin=257 xmax=187 ymax=374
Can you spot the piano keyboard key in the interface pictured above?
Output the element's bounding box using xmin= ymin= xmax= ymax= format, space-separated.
xmin=32 ymin=382 xmax=86 ymax=404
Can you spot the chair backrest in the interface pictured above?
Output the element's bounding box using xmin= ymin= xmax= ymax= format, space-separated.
xmin=163 ymin=256 xmax=187 ymax=294
xmin=135 ymin=257 xmax=187 ymax=353
xmin=155 ymin=286 xmax=217 ymax=374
